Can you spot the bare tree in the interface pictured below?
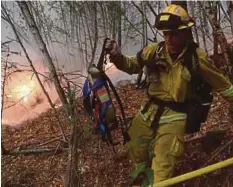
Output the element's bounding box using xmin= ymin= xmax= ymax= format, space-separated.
xmin=2 ymin=3 xmax=67 ymax=141
xmin=131 ymin=1 xmax=158 ymax=41
xmin=17 ymin=1 xmax=68 ymax=106
xmin=171 ymin=0 xmax=187 ymax=10
xmin=88 ymin=2 xmax=98 ymax=67
xmin=199 ymin=3 xmax=209 ymax=52
xmin=200 ymin=1 xmax=233 ymax=81
xmin=228 ymin=1 xmax=233 ymax=34
xmin=189 ymin=1 xmax=200 ymax=45
xmin=17 ymin=2 xmax=80 ymax=186
xmin=117 ymin=1 xmax=122 ymax=48
xmin=133 ymin=1 xmax=149 ymax=87
xmin=1 ymin=48 xmax=9 ymax=155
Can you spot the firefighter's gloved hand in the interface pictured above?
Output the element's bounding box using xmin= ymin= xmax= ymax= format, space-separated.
xmin=105 ymin=39 xmax=120 ymax=56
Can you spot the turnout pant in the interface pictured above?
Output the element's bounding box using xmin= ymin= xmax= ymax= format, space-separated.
xmin=127 ymin=112 xmax=185 ymax=183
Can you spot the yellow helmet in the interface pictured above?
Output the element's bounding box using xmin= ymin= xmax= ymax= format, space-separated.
xmin=155 ymin=4 xmax=195 ymax=31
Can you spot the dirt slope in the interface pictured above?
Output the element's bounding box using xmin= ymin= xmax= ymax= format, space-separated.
xmin=2 ymin=84 xmax=233 ymax=187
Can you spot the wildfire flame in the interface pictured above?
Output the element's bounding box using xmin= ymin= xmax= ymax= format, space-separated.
xmin=12 ymin=81 xmax=36 ymax=103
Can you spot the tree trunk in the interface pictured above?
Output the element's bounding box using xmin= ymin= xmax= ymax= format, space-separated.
xmin=190 ymin=2 xmax=200 ymax=45
xmin=133 ymin=1 xmax=148 ymax=87
xmin=17 ymin=1 xmax=68 ymax=107
xmin=17 ymin=3 xmax=80 ymax=186
xmin=228 ymin=1 xmax=233 ymax=35
xmin=171 ymin=1 xmax=187 ymax=10
xmin=212 ymin=2 xmax=219 ymax=63
xmin=89 ymin=2 xmax=98 ymax=67
xmin=2 ymin=5 xmax=55 ymax=109
xmin=99 ymin=2 xmax=108 ymax=38
xmin=1 ymin=59 xmax=7 ymax=126
xmin=142 ymin=2 xmax=147 ymax=46
xmin=117 ymin=1 xmax=122 ymax=48
xmin=199 ymin=3 xmax=208 ymax=52
xmin=64 ymin=117 xmax=79 ymax=187
xmin=131 ymin=1 xmax=157 ymax=40
xmin=1 ymin=57 xmax=8 ymax=155
xmin=200 ymin=1 xmax=233 ymax=81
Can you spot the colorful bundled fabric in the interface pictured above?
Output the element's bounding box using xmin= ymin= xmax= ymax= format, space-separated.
xmin=83 ymin=65 xmax=117 ymax=137
xmin=82 ymin=64 xmax=129 ymax=150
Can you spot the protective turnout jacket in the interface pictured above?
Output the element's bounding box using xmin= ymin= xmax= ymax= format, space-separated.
xmin=110 ymin=42 xmax=233 ymax=127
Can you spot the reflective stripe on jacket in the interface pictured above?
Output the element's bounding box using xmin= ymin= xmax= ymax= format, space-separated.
xmin=110 ymin=42 xmax=233 ymax=124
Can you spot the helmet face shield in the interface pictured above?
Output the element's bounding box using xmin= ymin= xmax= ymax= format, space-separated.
xmin=155 ymin=5 xmax=195 ymax=31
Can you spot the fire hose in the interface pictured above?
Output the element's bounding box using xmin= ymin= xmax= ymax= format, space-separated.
xmin=154 ymin=157 xmax=233 ymax=187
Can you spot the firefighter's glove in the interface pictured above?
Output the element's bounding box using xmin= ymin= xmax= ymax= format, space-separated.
xmin=105 ymin=39 xmax=120 ymax=57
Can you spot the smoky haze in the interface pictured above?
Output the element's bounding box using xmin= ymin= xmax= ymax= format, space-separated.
xmin=1 ymin=1 xmax=232 ymax=125
xmin=1 ymin=1 xmax=140 ymax=125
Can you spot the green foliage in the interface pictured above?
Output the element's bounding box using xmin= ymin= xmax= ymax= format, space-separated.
xmin=142 ymin=168 xmax=154 ymax=187
xmin=129 ymin=164 xmax=154 ymax=186
xmin=64 ymin=88 xmax=78 ymax=124
xmin=82 ymin=123 xmax=93 ymax=139
xmin=129 ymin=164 xmax=146 ymax=179
xmin=67 ymin=89 xmax=75 ymax=101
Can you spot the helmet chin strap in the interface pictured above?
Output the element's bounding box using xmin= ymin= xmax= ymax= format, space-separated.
xmin=169 ymin=52 xmax=180 ymax=61
xmin=166 ymin=45 xmax=184 ymax=61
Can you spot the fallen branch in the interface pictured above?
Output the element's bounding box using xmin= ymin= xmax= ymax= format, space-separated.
xmin=3 ymin=147 xmax=68 ymax=156
xmin=185 ymin=126 xmax=231 ymax=143
xmin=195 ymin=136 xmax=233 ymax=187
xmin=185 ymin=133 xmax=203 ymax=142
xmin=38 ymin=137 xmax=67 ymax=147
xmin=7 ymin=134 xmax=70 ymax=150
xmin=208 ymin=136 xmax=233 ymax=163
xmin=49 ymin=142 xmax=62 ymax=169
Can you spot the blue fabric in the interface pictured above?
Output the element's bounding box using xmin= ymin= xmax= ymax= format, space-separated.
xmin=82 ymin=78 xmax=105 ymax=115
xmin=82 ymin=78 xmax=105 ymax=99
xmin=92 ymin=79 xmax=105 ymax=91
xmin=82 ymin=79 xmax=90 ymax=99
xmin=100 ymin=100 xmax=112 ymax=119
xmin=99 ymin=123 xmax=105 ymax=136
xmin=98 ymin=100 xmax=111 ymax=136
xmin=82 ymin=79 xmax=93 ymax=115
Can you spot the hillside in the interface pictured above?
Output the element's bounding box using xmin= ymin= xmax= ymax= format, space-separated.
xmin=2 ymin=84 xmax=233 ymax=187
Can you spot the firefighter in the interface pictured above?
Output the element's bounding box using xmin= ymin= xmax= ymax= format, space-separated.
xmin=105 ymin=4 xmax=233 ymax=185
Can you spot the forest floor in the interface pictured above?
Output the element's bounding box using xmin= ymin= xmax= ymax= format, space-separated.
xmin=2 ymin=83 xmax=233 ymax=187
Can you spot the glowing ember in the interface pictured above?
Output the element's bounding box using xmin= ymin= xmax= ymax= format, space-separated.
xmin=13 ymin=81 xmax=36 ymax=103
xmin=19 ymin=85 xmax=30 ymax=101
